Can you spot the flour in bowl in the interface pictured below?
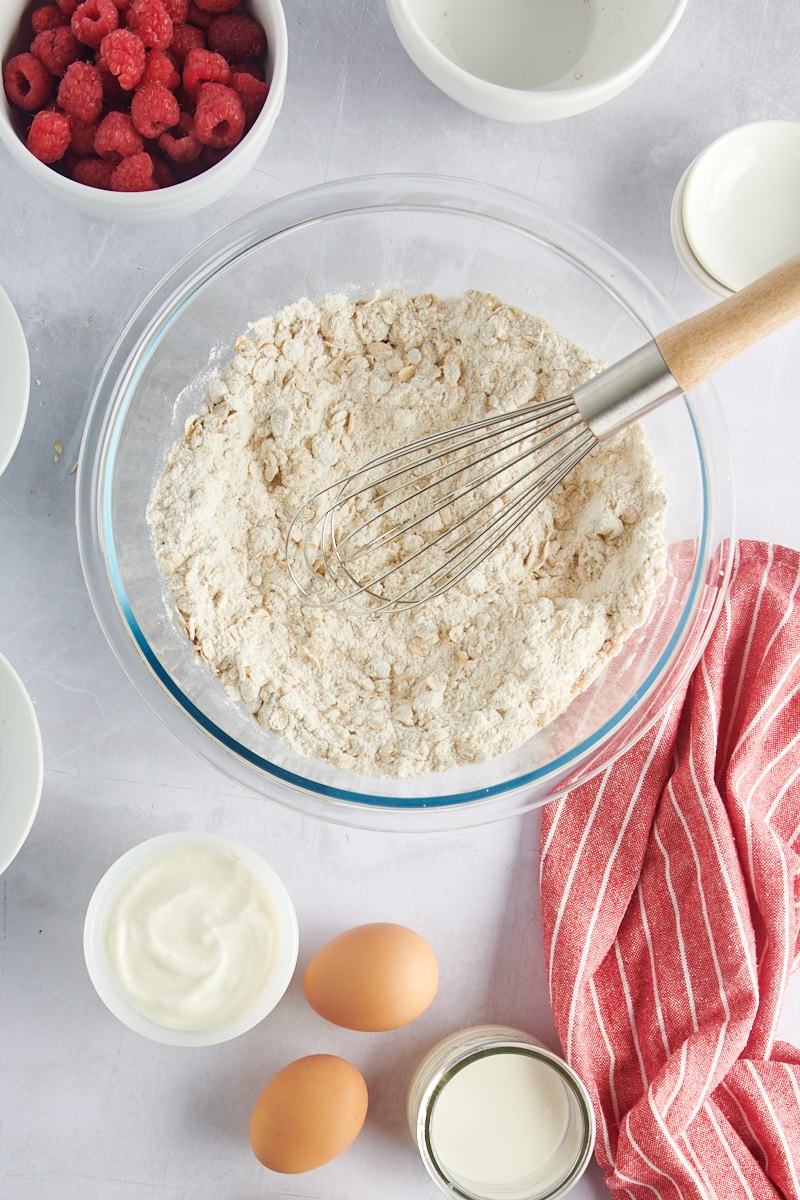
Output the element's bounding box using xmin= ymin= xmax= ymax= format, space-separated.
xmin=147 ymin=290 xmax=667 ymax=778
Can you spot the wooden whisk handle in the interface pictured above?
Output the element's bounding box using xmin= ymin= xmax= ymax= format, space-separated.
xmin=655 ymin=251 xmax=800 ymax=392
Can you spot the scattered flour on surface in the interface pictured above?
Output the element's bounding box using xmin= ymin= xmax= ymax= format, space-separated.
xmin=147 ymin=289 xmax=667 ymax=778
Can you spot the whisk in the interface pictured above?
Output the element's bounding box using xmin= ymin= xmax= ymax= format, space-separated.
xmin=286 ymin=253 xmax=800 ymax=614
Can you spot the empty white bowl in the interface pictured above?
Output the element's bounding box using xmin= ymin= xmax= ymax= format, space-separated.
xmin=0 ymin=282 xmax=29 ymax=476
xmin=385 ymin=0 xmax=688 ymax=122
xmin=0 ymin=0 xmax=288 ymax=222
xmin=681 ymin=121 xmax=800 ymax=292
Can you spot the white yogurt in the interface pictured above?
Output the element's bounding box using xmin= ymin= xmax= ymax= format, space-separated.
xmin=85 ymin=833 xmax=298 ymax=1045
xmin=102 ymin=843 xmax=277 ymax=1032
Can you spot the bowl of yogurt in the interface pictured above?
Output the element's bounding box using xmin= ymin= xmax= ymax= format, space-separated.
xmin=83 ymin=831 xmax=299 ymax=1046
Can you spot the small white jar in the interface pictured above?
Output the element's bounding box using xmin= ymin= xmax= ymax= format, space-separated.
xmin=407 ymin=1025 xmax=595 ymax=1200
xmin=671 ymin=121 xmax=800 ymax=296
xmin=83 ymin=831 xmax=298 ymax=1046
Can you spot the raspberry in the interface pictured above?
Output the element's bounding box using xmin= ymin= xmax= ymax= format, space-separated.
xmin=140 ymin=48 xmax=180 ymax=89
xmin=56 ymin=0 xmax=80 ymax=13
xmin=231 ymin=58 xmax=266 ymax=77
xmin=31 ymin=5 xmax=70 ymax=32
xmin=130 ymin=79 xmax=179 ymax=136
xmin=57 ymin=60 xmax=104 ymax=122
xmin=168 ymin=22 xmax=205 ymax=64
xmin=96 ymin=60 xmax=128 ymax=104
xmin=230 ymin=70 xmax=268 ymax=125
xmin=182 ymin=46 xmax=229 ymax=96
xmin=99 ymin=28 xmax=146 ymax=89
xmin=229 ymin=60 xmax=265 ymax=79
xmin=161 ymin=0 xmax=189 ymax=20
xmin=126 ymin=0 xmax=173 ymax=50
xmin=207 ymin=14 xmax=266 ymax=62
xmin=71 ymin=0 xmax=119 ymax=47
xmin=69 ymin=117 xmax=100 ymax=154
xmin=26 ymin=108 xmax=72 ymax=161
xmin=200 ymin=143 xmax=227 ymax=167
xmin=110 ymin=149 xmax=157 ymax=189
xmin=30 ymin=27 xmax=82 ymax=76
xmin=95 ymin=109 xmax=143 ymax=159
xmin=193 ymin=80 xmax=243 ymax=148
xmin=71 ymin=154 xmax=115 ymax=187
xmin=3 ymin=53 xmax=55 ymax=111
xmin=192 ymin=0 xmax=240 ymax=13
xmin=152 ymin=155 xmax=175 ymax=186
xmin=157 ymin=109 xmax=201 ymax=161
xmin=186 ymin=2 xmax=214 ymax=27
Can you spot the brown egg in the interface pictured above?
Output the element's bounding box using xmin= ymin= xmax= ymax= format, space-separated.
xmin=249 ymin=1053 xmax=368 ymax=1174
xmin=303 ymin=922 xmax=439 ymax=1032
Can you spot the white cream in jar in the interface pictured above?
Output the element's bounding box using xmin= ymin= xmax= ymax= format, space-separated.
xmin=84 ymin=833 xmax=299 ymax=1045
xmin=408 ymin=1025 xmax=595 ymax=1200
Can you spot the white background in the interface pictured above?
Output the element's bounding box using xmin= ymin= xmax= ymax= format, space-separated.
xmin=1 ymin=2 xmax=799 ymax=1198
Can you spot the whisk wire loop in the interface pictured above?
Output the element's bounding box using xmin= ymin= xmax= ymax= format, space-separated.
xmin=285 ymin=394 xmax=597 ymax=613
xmin=332 ymin=404 xmax=587 ymax=561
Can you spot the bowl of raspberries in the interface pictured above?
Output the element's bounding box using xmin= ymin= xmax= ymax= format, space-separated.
xmin=0 ymin=0 xmax=288 ymax=220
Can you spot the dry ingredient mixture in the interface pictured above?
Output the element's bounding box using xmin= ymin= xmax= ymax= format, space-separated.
xmin=147 ymin=290 xmax=667 ymax=778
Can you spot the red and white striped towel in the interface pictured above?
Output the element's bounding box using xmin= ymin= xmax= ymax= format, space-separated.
xmin=540 ymin=540 xmax=800 ymax=1200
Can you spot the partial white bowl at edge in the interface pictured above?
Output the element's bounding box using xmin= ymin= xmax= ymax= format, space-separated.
xmin=0 ymin=281 xmax=30 ymax=476
xmin=0 ymin=651 xmax=43 ymax=876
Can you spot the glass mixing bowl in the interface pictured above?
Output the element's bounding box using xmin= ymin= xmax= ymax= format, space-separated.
xmin=76 ymin=175 xmax=735 ymax=830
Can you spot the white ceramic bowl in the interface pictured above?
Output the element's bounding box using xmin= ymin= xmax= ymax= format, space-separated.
xmin=83 ymin=831 xmax=299 ymax=1046
xmin=0 ymin=281 xmax=29 ymax=476
xmin=0 ymin=651 xmax=43 ymax=876
xmin=681 ymin=121 xmax=800 ymax=292
xmin=0 ymin=0 xmax=288 ymax=222
xmin=385 ymin=0 xmax=687 ymax=122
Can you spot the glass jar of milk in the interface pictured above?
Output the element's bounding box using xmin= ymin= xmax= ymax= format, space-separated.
xmin=407 ymin=1025 xmax=595 ymax=1200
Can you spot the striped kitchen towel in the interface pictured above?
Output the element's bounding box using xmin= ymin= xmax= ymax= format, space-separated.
xmin=540 ymin=540 xmax=800 ymax=1200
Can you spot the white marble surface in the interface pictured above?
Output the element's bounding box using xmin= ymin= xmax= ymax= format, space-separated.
xmin=1 ymin=2 xmax=799 ymax=1198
